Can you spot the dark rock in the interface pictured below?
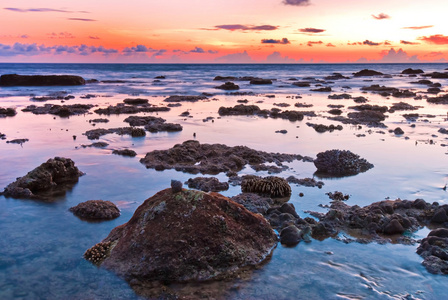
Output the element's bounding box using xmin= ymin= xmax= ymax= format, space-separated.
xmin=275 ymin=130 xmax=287 ymax=134
xmin=280 ymin=225 xmax=302 ymax=246
xmin=393 ymin=127 xmax=404 ymax=135
xmin=94 ymin=103 xmax=170 ymax=115
xmin=154 ymin=75 xmax=166 ymax=79
xmin=389 ymin=102 xmax=419 ymax=111
xmin=123 ymin=98 xmax=149 ymax=105
xmin=324 ymin=73 xmax=349 ymax=80
xmin=353 ymin=96 xmax=368 ymax=103
xmin=353 ymin=69 xmax=383 ymax=77
xmin=70 ymin=200 xmax=120 ymax=220
xmin=230 ymin=193 xmax=273 ymax=214
xmin=112 ymin=149 xmax=137 ymax=157
xmin=22 ymin=104 xmax=94 ymax=117
xmin=6 ymin=138 xmax=29 ymax=145
xmin=241 ymin=176 xmax=291 ymax=198
xmin=164 ymin=95 xmax=208 ymax=103
xmin=85 ymin=189 xmax=277 ymax=283
xmin=428 ymin=87 xmax=441 ymax=94
xmin=81 ymin=142 xmax=109 ymax=148
xmin=423 ymin=72 xmax=448 ymax=79
xmin=306 ymin=123 xmax=343 ymax=133
xmin=328 ymin=109 xmax=342 ymax=115
xmin=286 ymin=176 xmax=324 ymax=188
xmin=292 ymin=82 xmax=311 ymax=87
xmin=0 ymin=107 xmax=17 ymax=117
xmin=84 ymin=127 xmax=148 ymax=140
xmin=0 ymin=74 xmax=85 ymax=86
xmin=1 ymin=157 xmax=84 ymax=200
xmin=314 ymin=149 xmax=374 ymax=176
xmin=218 ymin=104 xmax=261 ymax=115
xmin=427 ymin=94 xmax=448 ymax=104
xmin=349 ymin=104 xmax=388 ymax=113
xmin=328 ymin=93 xmax=351 ymax=99
xmin=383 ymin=219 xmax=404 ymax=234
xmin=140 ymin=140 xmax=302 ymax=174
xmin=250 ymin=78 xmax=272 ymax=85
xmin=171 ymin=180 xmax=183 ymax=193
xmin=311 ymin=87 xmax=332 ymax=92
xmin=438 ymin=128 xmax=448 ymax=135
xmin=186 ymin=177 xmax=229 ymax=192
xmin=402 ymin=68 xmax=424 ymax=74
xmin=278 ymin=203 xmax=300 ymax=218
xmin=326 ymin=191 xmax=349 ymax=201
xmin=214 ymin=82 xmax=239 ymax=90
xmin=431 ymin=208 xmax=447 ymax=223
xmin=89 ymin=118 xmax=109 ymax=123
xmin=213 ymin=76 xmax=237 ymax=81
xmin=417 ymin=228 xmax=448 ymax=274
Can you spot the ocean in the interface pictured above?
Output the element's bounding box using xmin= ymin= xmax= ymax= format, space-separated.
xmin=0 ymin=63 xmax=447 ymax=299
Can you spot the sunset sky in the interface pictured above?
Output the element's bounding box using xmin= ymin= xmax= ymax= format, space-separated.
xmin=1 ymin=0 xmax=447 ymax=63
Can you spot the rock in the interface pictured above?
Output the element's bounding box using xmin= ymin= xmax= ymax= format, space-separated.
xmin=214 ymin=82 xmax=240 ymax=90
xmin=311 ymin=87 xmax=332 ymax=92
xmin=314 ymin=149 xmax=374 ymax=176
xmin=241 ymin=176 xmax=291 ymax=198
xmin=427 ymin=94 xmax=448 ymax=105
xmin=1 ymin=157 xmax=84 ymax=200
xmin=230 ymin=193 xmax=273 ymax=214
xmin=171 ymin=180 xmax=183 ymax=193
xmin=112 ymin=149 xmax=137 ymax=157
xmin=140 ymin=140 xmax=302 ymax=174
xmin=349 ymin=104 xmax=388 ymax=113
xmin=306 ymin=123 xmax=343 ymax=133
xmin=85 ymin=189 xmax=277 ymax=283
xmin=326 ymin=191 xmax=349 ymax=201
xmin=389 ymin=102 xmax=419 ymax=111
xmin=94 ymin=103 xmax=170 ymax=115
xmin=427 ymin=87 xmax=441 ymax=94
xmin=22 ymin=104 xmax=94 ymax=117
xmin=328 ymin=109 xmax=342 ymax=115
xmin=328 ymin=93 xmax=351 ymax=99
xmin=6 ymin=138 xmax=29 ymax=145
xmin=383 ymin=219 xmax=404 ymax=234
xmin=278 ymin=203 xmax=300 ymax=218
xmin=417 ymin=228 xmax=448 ymax=274
xmin=218 ymin=104 xmax=262 ymax=116
xmin=70 ymin=200 xmax=120 ymax=220
xmin=292 ymin=82 xmax=311 ymax=87
xmin=123 ymin=98 xmax=149 ymax=105
xmin=0 ymin=107 xmax=17 ymax=117
xmin=422 ymin=72 xmax=448 ymax=79
xmin=324 ymin=73 xmax=349 ymax=80
xmin=280 ymin=225 xmax=303 ymax=246
xmin=286 ymin=176 xmax=324 ymax=188
xmin=84 ymin=127 xmax=148 ymax=140
xmin=401 ymin=68 xmax=424 ymax=74
xmin=163 ymin=95 xmax=208 ymax=102
xmin=393 ymin=127 xmax=404 ymax=135
xmin=431 ymin=208 xmax=447 ymax=223
xmin=186 ymin=177 xmax=229 ymax=192
xmin=250 ymin=78 xmax=272 ymax=85
xmin=353 ymin=69 xmax=383 ymax=77
xmin=0 ymin=74 xmax=85 ymax=86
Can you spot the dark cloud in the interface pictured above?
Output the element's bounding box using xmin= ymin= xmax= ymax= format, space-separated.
xmin=151 ymin=49 xmax=167 ymax=58
xmin=299 ymin=28 xmax=325 ymax=34
xmin=68 ymin=18 xmax=96 ymax=22
xmin=307 ymin=41 xmax=323 ymax=47
xmin=215 ymin=24 xmax=278 ymax=31
xmin=402 ymin=25 xmax=433 ymax=30
xmin=123 ymin=45 xmax=153 ymax=54
xmin=190 ymin=47 xmax=205 ymax=53
xmin=4 ymin=7 xmax=89 ymax=13
xmin=372 ymin=13 xmax=390 ymax=20
xmin=261 ymin=38 xmax=290 ymax=44
xmin=418 ymin=34 xmax=448 ymax=45
xmin=283 ymin=0 xmax=311 ymax=6
xmin=400 ymin=40 xmax=419 ymax=45
xmin=363 ymin=40 xmax=381 ymax=46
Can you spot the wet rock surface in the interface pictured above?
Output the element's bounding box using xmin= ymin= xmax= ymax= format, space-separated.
xmin=218 ymin=104 xmax=310 ymax=121
xmin=84 ymin=127 xmax=147 ymax=140
xmin=417 ymin=228 xmax=448 ymax=274
xmin=123 ymin=98 xmax=149 ymax=105
xmin=86 ymin=188 xmax=277 ymax=284
xmin=70 ymin=200 xmax=120 ymax=220
xmin=186 ymin=177 xmax=229 ymax=192
xmin=314 ymin=149 xmax=374 ymax=176
xmin=214 ymin=82 xmax=240 ymax=90
xmin=0 ymin=74 xmax=85 ymax=86
xmin=123 ymin=116 xmax=182 ymax=133
xmin=0 ymin=107 xmax=17 ymax=117
xmin=353 ymin=69 xmax=383 ymax=77
xmin=140 ymin=140 xmax=303 ymax=174
xmin=306 ymin=122 xmax=343 ymax=133
xmin=112 ymin=149 xmax=137 ymax=157
xmin=287 ymin=176 xmax=324 ymax=188
xmin=163 ymin=95 xmax=208 ymax=102
xmin=1 ymin=157 xmax=84 ymax=200
xmin=22 ymin=104 xmax=94 ymax=116
xmin=94 ymin=103 xmax=170 ymax=115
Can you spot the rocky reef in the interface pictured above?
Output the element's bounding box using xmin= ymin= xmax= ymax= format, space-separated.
xmin=1 ymin=157 xmax=84 ymax=200
xmin=0 ymin=74 xmax=85 ymax=86
xmin=140 ymin=140 xmax=303 ymax=174
xmin=314 ymin=149 xmax=374 ymax=176
xmin=70 ymin=200 xmax=120 ymax=221
xmin=85 ymin=188 xmax=277 ymax=284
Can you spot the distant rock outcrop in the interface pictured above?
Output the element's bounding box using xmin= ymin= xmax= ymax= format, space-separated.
xmin=353 ymin=69 xmax=383 ymax=77
xmin=0 ymin=74 xmax=85 ymax=86
xmin=314 ymin=149 xmax=374 ymax=176
xmin=85 ymin=188 xmax=277 ymax=284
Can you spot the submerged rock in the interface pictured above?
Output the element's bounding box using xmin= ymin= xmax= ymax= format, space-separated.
xmin=70 ymin=200 xmax=120 ymax=220
xmin=314 ymin=149 xmax=374 ymax=176
xmin=85 ymin=188 xmax=277 ymax=283
xmin=1 ymin=157 xmax=84 ymax=200
xmin=0 ymin=74 xmax=85 ymax=86
xmin=140 ymin=140 xmax=302 ymax=174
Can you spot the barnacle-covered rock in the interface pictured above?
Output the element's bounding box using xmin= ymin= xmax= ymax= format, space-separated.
xmin=314 ymin=149 xmax=373 ymax=176
xmin=241 ymin=176 xmax=291 ymax=198
xmin=84 ymin=241 xmax=113 ymax=264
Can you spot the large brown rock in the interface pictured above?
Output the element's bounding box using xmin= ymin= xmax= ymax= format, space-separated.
xmin=70 ymin=200 xmax=120 ymax=220
xmin=0 ymin=74 xmax=85 ymax=86
xmin=85 ymin=188 xmax=277 ymax=283
xmin=1 ymin=157 xmax=84 ymax=200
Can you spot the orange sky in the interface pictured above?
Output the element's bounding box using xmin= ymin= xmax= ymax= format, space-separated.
xmin=0 ymin=0 xmax=447 ymax=63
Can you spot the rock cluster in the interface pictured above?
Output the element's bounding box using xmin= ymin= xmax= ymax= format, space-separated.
xmin=123 ymin=116 xmax=182 ymax=133
xmin=84 ymin=127 xmax=147 ymax=140
xmin=0 ymin=107 xmax=17 ymax=117
xmin=87 ymin=188 xmax=277 ymax=283
xmin=94 ymin=103 xmax=170 ymax=115
xmin=314 ymin=149 xmax=374 ymax=176
xmin=70 ymin=200 xmax=120 ymax=220
xmin=0 ymin=74 xmax=85 ymax=86
xmin=214 ymin=82 xmax=239 ymax=90
xmin=417 ymin=228 xmax=448 ymax=274
xmin=1 ymin=157 xmax=84 ymax=200
xmin=22 ymin=104 xmax=94 ymax=117
xmin=140 ymin=140 xmax=302 ymax=174
xmin=186 ymin=177 xmax=229 ymax=192
xmin=306 ymin=123 xmax=343 ymax=133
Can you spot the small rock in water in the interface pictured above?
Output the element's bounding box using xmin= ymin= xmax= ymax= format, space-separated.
xmin=171 ymin=180 xmax=183 ymax=193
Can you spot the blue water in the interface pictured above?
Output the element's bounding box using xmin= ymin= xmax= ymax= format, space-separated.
xmin=0 ymin=63 xmax=447 ymax=299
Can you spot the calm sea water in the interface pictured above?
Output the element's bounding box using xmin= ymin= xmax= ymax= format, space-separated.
xmin=0 ymin=63 xmax=447 ymax=299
